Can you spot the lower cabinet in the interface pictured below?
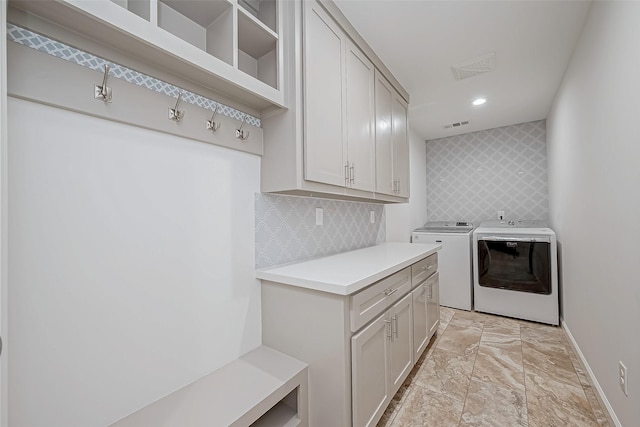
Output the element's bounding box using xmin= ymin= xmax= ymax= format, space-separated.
xmin=351 ymin=311 xmax=390 ymax=427
xmin=260 ymin=251 xmax=440 ymax=427
xmin=426 ymin=272 xmax=441 ymax=339
xmin=352 ymin=293 xmax=413 ymax=427
xmin=412 ymin=281 xmax=429 ymax=361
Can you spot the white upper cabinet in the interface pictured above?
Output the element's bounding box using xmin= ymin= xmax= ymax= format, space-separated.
xmin=303 ymin=0 xmax=346 ymax=187
xmin=375 ymin=70 xmax=409 ymax=197
xmin=9 ymin=0 xmax=283 ymax=112
xmin=375 ymin=71 xmax=394 ymax=196
xmin=303 ymin=1 xmax=375 ymax=192
xmin=261 ymin=0 xmax=409 ymax=203
xmin=345 ymin=39 xmax=376 ymax=192
xmin=392 ymin=94 xmax=409 ymax=198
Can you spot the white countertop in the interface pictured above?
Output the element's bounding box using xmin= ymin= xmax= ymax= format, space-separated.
xmin=256 ymin=242 xmax=441 ymax=295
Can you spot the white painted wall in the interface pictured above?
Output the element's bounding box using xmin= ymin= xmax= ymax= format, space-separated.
xmin=547 ymin=2 xmax=640 ymax=425
xmin=7 ymin=98 xmax=262 ymax=426
xmin=386 ymin=127 xmax=427 ymax=242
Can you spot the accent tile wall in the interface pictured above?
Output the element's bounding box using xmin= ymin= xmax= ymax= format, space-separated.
xmin=255 ymin=193 xmax=385 ymax=269
xmin=426 ymin=120 xmax=548 ymax=225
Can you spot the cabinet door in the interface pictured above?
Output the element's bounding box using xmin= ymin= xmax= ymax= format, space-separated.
xmin=352 ymin=313 xmax=390 ymax=427
xmin=374 ymin=71 xmax=394 ymax=195
xmin=345 ymin=39 xmax=375 ymax=192
xmin=412 ymin=283 xmax=428 ymax=362
xmin=389 ymin=293 xmax=413 ymax=394
xmin=303 ymin=0 xmax=346 ymax=187
xmin=392 ymin=94 xmax=409 ymax=197
xmin=426 ymin=273 xmax=440 ymax=339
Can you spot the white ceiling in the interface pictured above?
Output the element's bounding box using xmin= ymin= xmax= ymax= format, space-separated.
xmin=334 ymin=0 xmax=592 ymax=140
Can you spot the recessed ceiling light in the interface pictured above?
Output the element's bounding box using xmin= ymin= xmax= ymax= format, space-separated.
xmin=472 ymin=98 xmax=487 ymax=106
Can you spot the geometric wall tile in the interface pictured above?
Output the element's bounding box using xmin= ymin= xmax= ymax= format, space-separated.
xmin=255 ymin=193 xmax=386 ymax=269
xmin=426 ymin=120 xmax=548 ymax=225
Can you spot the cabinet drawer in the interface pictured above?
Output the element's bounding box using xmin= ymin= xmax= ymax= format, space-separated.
xmin=350 ymin=267 xmax=411 ymax=333
xmin=411 ymin=253 xmax=438 ymax=287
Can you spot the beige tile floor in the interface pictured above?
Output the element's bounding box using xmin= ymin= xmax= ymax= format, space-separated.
xmin=378 ymin=307 xmax=611 ymax=427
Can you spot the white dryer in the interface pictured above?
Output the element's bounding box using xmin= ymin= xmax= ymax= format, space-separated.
xmin=412 ymin=221 xmax=474 ymax=311
xmin=473 ymin=220 xmax=559 ymax=325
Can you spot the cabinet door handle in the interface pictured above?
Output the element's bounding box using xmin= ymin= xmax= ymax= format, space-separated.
xmin=350 ymin=164 xmax=355 ymax=184
xmin=384 ymin=319 xmax=392 ymax=339
xmin=428 ymin=284 xmax=433 ymax=300
xmin=392 ymin=314 xmax=398 ymax=338
xmin=396 ymin=180 xmax=400 ymax=194
xmin=345 ymin=163 xmax=350 ymax=186
xmin=384 ymin=288 xmax=398 ymax=296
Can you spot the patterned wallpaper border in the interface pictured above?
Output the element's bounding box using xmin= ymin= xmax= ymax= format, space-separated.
xmin=6 ymin=23 xmax=261 ymax=127
xmin=426 ymin=120 xmax=548 ymax=225
xmin=255 ymin=193 xmax=386 ymax=269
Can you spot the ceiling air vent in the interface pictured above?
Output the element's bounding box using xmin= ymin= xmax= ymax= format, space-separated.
xmin=444 ymin=120 xmax=470 ymax=129
xmin=452 ymin=52 xmax=496 ymax=80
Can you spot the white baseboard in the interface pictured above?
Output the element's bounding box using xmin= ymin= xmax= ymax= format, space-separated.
xmin=561 ymin=320 xmax=621 ymax=427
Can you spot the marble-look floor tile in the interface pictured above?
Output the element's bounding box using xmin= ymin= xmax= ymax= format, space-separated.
xmin=520 ymin=323 xmax=566 ymax=347
xmin=390 ymin=386 xmax=464 ymax=427
xmin=472 ymin=341 xmax=525 ymax=391
xmin=525 ymin=370 xmax=599 ymax=427
xmin=522 ymin=341 xmax=579 ymax=387
xmin=414 ymin=347 xmax=475 ymax=401
xmin=480 ymin=325 xmax=521 ymax=344
xmin=460 ymin=378 xmax=527 ymax=427
xmin=481 ymin=313 xmax=522 ymax=330
xmin=381 ymin=311 xmax=610 ymax=427
xmin=563 ymin=342 xmax=611 ymax=427
xmin=435 ymin=324 xmax=482 ymax=357
xmin=440 ymin=306 xmax=456 ymax=324
xmin=448 ymin=309 xmax=487 ymax=329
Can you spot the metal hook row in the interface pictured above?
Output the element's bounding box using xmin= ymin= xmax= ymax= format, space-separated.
xmin=94 ymin=65 xmax=251 ymax=141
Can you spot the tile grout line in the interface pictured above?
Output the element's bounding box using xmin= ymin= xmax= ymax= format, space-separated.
xmin=456 ymin=315 xmax=484 ymax=427
xmin=519 ymin=323 xmax=532 ymax=427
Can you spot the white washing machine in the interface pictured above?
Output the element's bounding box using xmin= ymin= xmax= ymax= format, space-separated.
xmin=473 ymin=220 xmax=559 ymax=325
xmin=412 ymin=221 xmax=474 ymax=311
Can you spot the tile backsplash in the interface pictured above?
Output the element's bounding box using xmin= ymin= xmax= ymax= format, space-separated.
xmin=426 ymin=120 xmax=548 ymax=225
xmin=255 ymin=193 xmax=385 ymax=269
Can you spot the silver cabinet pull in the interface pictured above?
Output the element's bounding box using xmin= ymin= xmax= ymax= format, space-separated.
xmin=350 ymin=163 xmax=355 ymax=184
xmin=345 ymin=162 xmax=350 ymax=186
xmin=392 ymin=314 xmax=398 ymax=338
xmin=384 ymin=288 xmax=398 ymax=296
xmin=384 ymin=319 xmax=392 ymax=339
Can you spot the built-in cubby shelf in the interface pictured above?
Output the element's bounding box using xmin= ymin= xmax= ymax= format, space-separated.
xmin=10 ymin=0 xmax=283 ymax=111
xmin=157 ymin=0 xmax=234 ymax=65
xmin=238 ymin=5 xmax=278 ymax=88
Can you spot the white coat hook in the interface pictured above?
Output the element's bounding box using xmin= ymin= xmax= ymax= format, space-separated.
xmin=206 ymin=105 xmax=221 ymax=132
xmin=94 ymin=64 xmax=112 ymax=103
xmin=168 ymin=92 xmax=185 ymax=122
xmin=235 ymin=114 xmax=250 ymax=140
